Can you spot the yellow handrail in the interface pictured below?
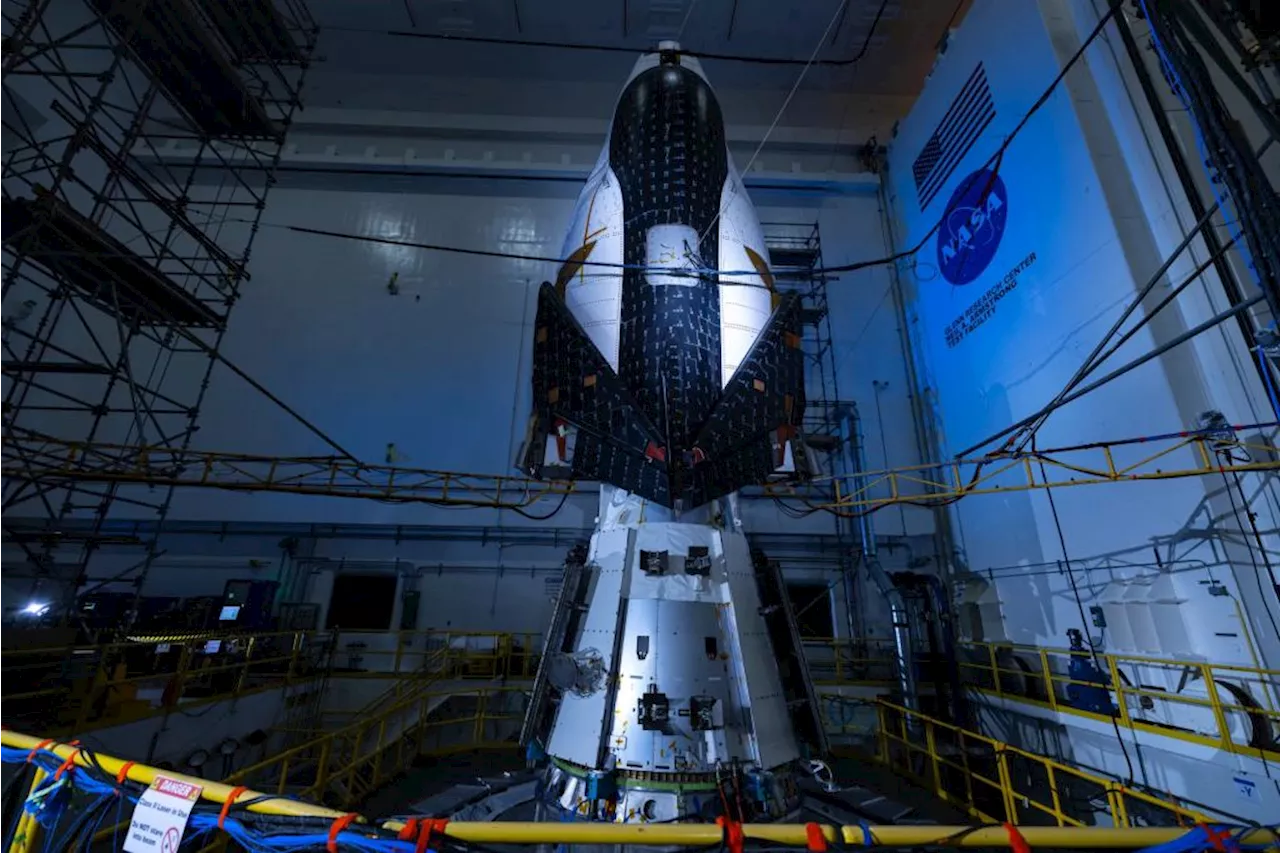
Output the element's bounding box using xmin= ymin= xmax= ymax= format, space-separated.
xmin=954 ymin=639 xmax=1280 ymax=761
xmin=803 ymin=636 xmax=1280 ymax=763
xmin=0 ymin=629 xmax=331 ymax=735
xmin=874 ymin=699 xmax=1214 ymax=827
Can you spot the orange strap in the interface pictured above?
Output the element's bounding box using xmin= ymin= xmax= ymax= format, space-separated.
xmin=397 ymin=818 xmax=421 ymax=840
xmin=805 ymin=822 xmax=829 ymax=852
xmin=53 ymin=748 xmax=82 ymax=781
xmin=1199 ymin=823 xmax=1233 ymax=853
xmin=219 ymin=786 xmax=249 ymax=830
xmin=717 ymin=816 xmax=745 ymax=853
xmin=116 ymin=761 xmax=136 ymax=785
xmin=327 ymin=813 xmax=358 ymax=852
xmin=26 ymin=739 xmax=54 ymax=763
xmin=420 ymin=819 xmax=449 ymax=853
xmin=1004 ymin=823 xmax=1030 ymax=853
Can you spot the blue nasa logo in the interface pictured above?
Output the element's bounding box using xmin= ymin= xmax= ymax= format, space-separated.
xmin=936 ymin=169 xmax=1008 ymax=286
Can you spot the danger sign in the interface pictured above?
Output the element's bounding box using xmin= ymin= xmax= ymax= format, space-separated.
xmin=123 ymin=775 xmax=203 ymax=853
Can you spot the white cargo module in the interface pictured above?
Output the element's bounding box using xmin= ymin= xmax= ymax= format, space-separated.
xmin=519 ymin=45 xmax=825 ymax=824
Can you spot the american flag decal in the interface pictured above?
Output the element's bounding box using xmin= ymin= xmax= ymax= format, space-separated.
xmin=912 ymin=63 xmax=995 ymax=211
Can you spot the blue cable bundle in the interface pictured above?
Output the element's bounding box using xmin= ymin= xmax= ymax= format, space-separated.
xmin=4 ymin=745 xmax=1277 ymax=852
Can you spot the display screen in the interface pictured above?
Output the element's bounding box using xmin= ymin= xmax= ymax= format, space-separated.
xmin=219 ymin=605 xmax=241 ymax=621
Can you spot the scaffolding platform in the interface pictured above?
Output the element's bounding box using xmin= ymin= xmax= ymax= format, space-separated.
xmin=201 ymin=0 xmax=310 ymax=63
xmin=4 ymin=195 xmax=224 ymax=328
xmin=90 ymin=0 xmax=284 ymax=139
xmin=768 ymin=245 xmax=821 ymax=271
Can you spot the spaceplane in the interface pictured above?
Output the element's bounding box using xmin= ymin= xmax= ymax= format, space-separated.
xmin=521 ymin=43 xmax=809 ymax=509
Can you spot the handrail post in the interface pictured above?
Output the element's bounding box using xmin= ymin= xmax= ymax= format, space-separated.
xmin=235 ymin=636 xmax=257 ymax=695
xmin=994 ymin=745 xmax=1017 ymax=823
xmin=474 ymin=691 xmax=489 ymax=745
xmin=417 ymin=689 xmax=431 ymax=756
xmin=1200 ymin=664 xmax=1233 ymax=750
xmin=874 ymin=703 xmax=888 ymax=764
xmin=1107 ymin=782 xmax=1130 ymax=827
xmin=1045 ymin=763 xmax=1065 ymax=826
xmin=286 ymin=631 xmax=302 ymax=685
xmin=988 ymin=644 xmax=1002 ymax=696
xmin=316 ymin=739 xmax=331 ymax=797
xmin=957 ymin=728 xmax=976 ymax=814
xmin=374 ymin=718 xmax=388 ymax=786
xmin=1106 ymin=656 xmax=1132 ymax=727
xmin=924 ymin=719 xmax=941 ymax=791
xmin=1039 ymin=648 xmax=1057 ymax=710
xmin=74 ymin=645 xmax=111 ymax=733
xmin=173 ymin=643 xmax=194 ymax=709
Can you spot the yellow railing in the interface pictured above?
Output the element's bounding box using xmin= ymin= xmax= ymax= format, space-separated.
xmin=956 ymin=640 xmax=1280 ymax=762
xmin=802 ymin=637 xmax=898 ymax=685
xmin=801 ymin=636 xmax=1280 ymax=764
xmin=226 ymin=682 xmax=526 ymax=809
xmin=6 ymin=729 xmax=1274 ymax=852
xmin=316 ymin=630 xmax=539 ymax=736
xmin=874 ymin=700 xmax=1220 ymax=827
xmin=326 ymin=629 xmax=541 ymax=680
xmin=0 ymin=628 xmax=538 ymax=738
xmin=0 ymin=629 xmax=332 ymax=734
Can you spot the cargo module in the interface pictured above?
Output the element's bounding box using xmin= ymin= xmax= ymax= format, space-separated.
xmin=518 ymin=44 xmax=827 ymax=824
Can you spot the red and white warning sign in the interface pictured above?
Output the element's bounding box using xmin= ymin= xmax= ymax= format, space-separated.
xmin=124 ymin=775 xmax=203 ymax=853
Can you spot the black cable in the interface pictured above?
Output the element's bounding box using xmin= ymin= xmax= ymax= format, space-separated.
xmin=509 ymin=489 xmax=572 ymax=520
xmin=328 ymin=22 xmax=889 ymax=68
xmin=1218 ymin=461 xmax=1280 ymax=641
xmin=1002 ymin=221 xmax=1237 ymax=455
xmin=1033 ymin=439 xmax=1136 ymax=786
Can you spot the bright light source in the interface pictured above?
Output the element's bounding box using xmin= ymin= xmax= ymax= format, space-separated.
xmin=22 ymin=602 xmax=50 ymax=616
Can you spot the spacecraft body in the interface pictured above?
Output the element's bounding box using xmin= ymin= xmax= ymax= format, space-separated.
xmin=521 ymin=46 xmax=825 ymax=824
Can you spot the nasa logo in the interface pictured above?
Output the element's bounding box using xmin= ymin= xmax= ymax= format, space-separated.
xmin=936 ymin=169 xmax=1008 ymax=286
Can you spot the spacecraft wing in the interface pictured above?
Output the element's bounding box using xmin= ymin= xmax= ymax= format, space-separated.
xmin=688 ymin=292 xmax=810 ymax=504
xmin=523 ymin=281 xmax=672 ymax=504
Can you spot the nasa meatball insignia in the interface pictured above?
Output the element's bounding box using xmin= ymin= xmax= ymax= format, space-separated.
xmin=937 ymin=168 xmax=1008 ymax=286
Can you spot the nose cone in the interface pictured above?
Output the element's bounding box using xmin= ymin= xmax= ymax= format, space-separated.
xmin=622 ymin=40 xmax=711 ymax=90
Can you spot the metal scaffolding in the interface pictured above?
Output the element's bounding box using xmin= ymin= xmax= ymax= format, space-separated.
xmin=762 ymin=221 xmax=864 ymax=635
xmin=1 ymin=0 xmax=317 ymax=598
xmin=761 ymin=221 xmax=858 ymax=472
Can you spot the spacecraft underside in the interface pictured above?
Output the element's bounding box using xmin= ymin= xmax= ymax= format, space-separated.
xmin=523 ymin=281 xmax=809 ymax=508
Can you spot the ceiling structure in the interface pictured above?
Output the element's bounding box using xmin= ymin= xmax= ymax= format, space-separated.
xmin=256 ymin=0 xmax=974 ymax=191
xmin=304 ymin=0 xmax=970 ymax=102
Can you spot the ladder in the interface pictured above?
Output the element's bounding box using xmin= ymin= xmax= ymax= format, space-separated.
xmin=751 ymin=548 xmax=829 ymax=756
xmin=519 ymin=545 xmax=591 ymax=748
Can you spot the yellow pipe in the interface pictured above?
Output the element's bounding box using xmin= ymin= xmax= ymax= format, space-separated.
xmin=373 ymin=821 xmax=1280 ymax=848
xmin=7 ymin=767 xmax=46 ymax=853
